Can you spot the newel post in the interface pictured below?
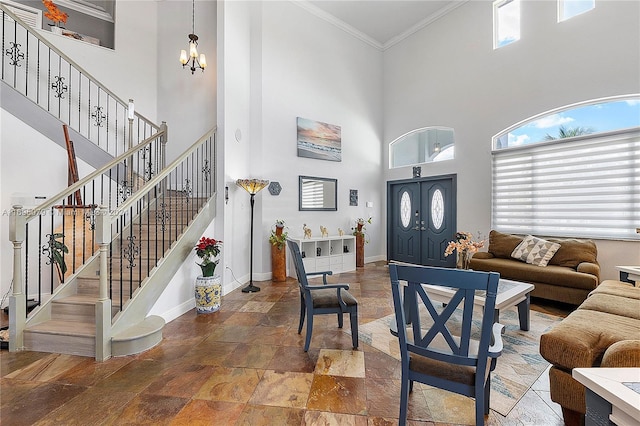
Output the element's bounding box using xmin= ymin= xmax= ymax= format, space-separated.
xmin=9 ymin=205 xmax=26 ymax=351
xmin=95 ymin=206 xmax=112 ymax=361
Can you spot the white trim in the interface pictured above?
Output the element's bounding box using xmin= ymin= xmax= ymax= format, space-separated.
xmin=383 ymin=1 xmax=468 ymax=51
xmin=293 ymin=0 xmax=382 ymax=50
xmin=55 ymin=0 xmax=114 ymax=23
xmin=293 ymin=0 xmax=468 ymax=52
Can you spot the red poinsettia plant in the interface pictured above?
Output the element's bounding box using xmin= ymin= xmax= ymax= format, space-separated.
xmin=43 ymin=0 xmax=68 ymax=27
xmin=195 ymin=237 xmax=222 ymax=277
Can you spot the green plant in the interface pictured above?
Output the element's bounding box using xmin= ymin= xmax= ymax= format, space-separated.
xmin=44 ymin=233 xmax=68 ymax=282
xmin=269 ymin=219 xmax=288 ymax=249
xmin=544 ymin=125 xmax=594 ymax=140
xmin=352 ymin=217 xmax=372 ymax=243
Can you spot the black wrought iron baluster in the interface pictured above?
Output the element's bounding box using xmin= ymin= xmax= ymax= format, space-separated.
xmin=38 ymin=215 xmax=42 ymax=307
xmin=5 ymin=42 xmax=24 ymax=67
xmin=72 ymin=206 xmax=77 ymax=275
xmin=25 ymin=222 xmax=29 ymax=311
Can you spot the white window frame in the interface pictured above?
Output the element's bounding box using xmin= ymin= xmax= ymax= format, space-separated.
xmin=493 ymin=0 xmax=520 ymax=49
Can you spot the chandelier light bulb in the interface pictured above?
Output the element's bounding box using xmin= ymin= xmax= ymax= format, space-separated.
xmin=199 ymin=54 xmax=207 ymax=69
xmin=179 ymin=49 xmax=188 ymax=65
xmin=189 ymin=41 xmax=198 ymax=58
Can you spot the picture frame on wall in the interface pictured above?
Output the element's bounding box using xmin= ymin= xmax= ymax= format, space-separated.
xmin=350 ymin=189 xmax=358 ymax=206
xmin=296 ymin=117 xmax=342 ymax=162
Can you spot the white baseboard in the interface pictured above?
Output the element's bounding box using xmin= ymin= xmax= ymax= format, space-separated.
xmin=158 ymin=298 xmax=195 ymax=323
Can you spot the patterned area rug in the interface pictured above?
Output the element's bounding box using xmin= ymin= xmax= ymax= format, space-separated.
xmin=357 ymin=307 xmax=562 ymax=417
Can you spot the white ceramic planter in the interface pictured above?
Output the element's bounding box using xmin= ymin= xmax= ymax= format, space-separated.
xmin=195 ymin=275 xmax=221 ymax=314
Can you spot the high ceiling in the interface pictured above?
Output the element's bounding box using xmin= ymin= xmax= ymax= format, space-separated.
xmin=305 ymin=0 xmax=465 ymax=49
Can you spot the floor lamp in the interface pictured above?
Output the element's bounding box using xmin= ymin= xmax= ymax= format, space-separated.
xmin=236 ymin=178 xmax=269 ymax=293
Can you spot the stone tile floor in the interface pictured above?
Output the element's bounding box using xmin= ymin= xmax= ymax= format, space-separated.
xmin=0 ymin=262 xmax=572 ymax=425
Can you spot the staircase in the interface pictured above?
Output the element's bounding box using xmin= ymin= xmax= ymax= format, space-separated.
xmin=3 ymin=4 xmax=218 ymax=360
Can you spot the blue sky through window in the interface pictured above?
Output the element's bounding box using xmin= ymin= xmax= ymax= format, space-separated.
xmin=497 ymin=98 xmax=640 ymax=149
xmin=560 ymin=0 xmax=595 ymax=22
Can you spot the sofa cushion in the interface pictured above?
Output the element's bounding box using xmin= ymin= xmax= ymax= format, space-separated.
xmin=590 ymin=279 xmax=640 ymax=300
xmin=540 ymin=309 xmax=640 ymax=370
xmin=579 ymin=292 xmax=640 ymax=320
xmin=488 ymin=230 xmax=523 ymax=259
xmin=469 ymin=257 xmax=598 ymax=290
xmin=511 ymin=235 xmax=561 ymax=267
xmin=547 ymin=238 xmax=598 ymax=268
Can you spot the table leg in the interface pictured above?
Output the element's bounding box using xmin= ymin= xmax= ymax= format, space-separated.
xmin=517 ymin=293 xmax=531 ymax=331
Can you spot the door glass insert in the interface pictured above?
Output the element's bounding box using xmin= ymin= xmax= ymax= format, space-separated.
xmin=431 ymin=189 xmax=444 ymax=230
xmin=400 ymin=191 xmax=411 ymax=228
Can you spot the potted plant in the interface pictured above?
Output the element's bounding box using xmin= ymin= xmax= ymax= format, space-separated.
xmin=194 ymin=236 xmax=223 ymax=313
xmin=269 ymin=219 xmax=288 ymax=282
xmin=43 ymin=0 xmax=68 ymax=34
xmin=352 ymin=217 xmax=372 ymax=267
xmin=43 ymin=232 xmax=68 ymax=283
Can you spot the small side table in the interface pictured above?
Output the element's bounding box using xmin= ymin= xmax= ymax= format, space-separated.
xmin=616 ymin=266 xmax=640 ymax=287
xmin=573 ymin=368 xmax=640 ymax=426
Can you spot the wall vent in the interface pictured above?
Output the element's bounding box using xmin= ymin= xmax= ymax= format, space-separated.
xmin=1 ymin=0 xmax=42 ymax=29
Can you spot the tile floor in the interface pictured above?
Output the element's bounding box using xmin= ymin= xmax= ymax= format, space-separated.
xmin=0 ymin=262 xmax=572 ymax=425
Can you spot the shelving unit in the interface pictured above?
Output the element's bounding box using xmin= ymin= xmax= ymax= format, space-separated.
xmin=287 ymin=235 xmax=356 ymax=277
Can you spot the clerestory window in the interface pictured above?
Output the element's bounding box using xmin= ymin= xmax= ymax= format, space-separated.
xmin=558 ymin=0 xmax=595 ymax=22
xmin=493 ymin=0 xmax=520 ymax=49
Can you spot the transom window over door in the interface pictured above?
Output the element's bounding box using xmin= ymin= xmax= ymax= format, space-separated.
xmin=389 ymin=127 xmax=455 ymax=168
xmin=492 ymin=95 xmax=640 ymax=240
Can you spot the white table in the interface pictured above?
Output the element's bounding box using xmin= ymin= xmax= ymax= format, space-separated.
xmin=573 ymin=368 xmax=640 ymax=426
xmin=617 ymin=266 xmax=640 ymax=287
xmin=422 ymin=278 xmax=535 ymax=330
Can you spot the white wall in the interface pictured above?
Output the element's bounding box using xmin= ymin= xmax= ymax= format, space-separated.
xmin=0 ymin=111 xmax=93 ymax=302
xmin=219 ymin=1 xmax=384 ymax=289
xmin=382 ymin=0 xmax=640 ymax=280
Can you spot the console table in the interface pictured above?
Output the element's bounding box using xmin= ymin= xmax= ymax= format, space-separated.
xmin=616 ymin=266 xmax=640 ymax=286
xmin=287 ymin=235 xmax=356 ymax=277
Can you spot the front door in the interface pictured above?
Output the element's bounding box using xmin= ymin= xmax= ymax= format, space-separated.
xmin=387 ymin=175 xmax=456 ymax=268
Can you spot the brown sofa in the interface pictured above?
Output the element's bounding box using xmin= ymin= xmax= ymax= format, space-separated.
xmin=470 ymin=230 xmax=600 ymax=305
xmin=539 ymin=280 xmax=640 ymax=425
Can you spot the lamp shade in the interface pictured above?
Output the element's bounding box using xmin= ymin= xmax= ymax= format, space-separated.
xmin=236 ymin=179 xmax=269 ymax=195
xmin=200 ymin=54 xmax=207 ymax=69
xmin=179 ymin=49 xmax=188 ymax=65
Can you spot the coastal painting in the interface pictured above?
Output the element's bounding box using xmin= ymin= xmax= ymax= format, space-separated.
xmin=297 ymin=117 xmax=342 ymax=162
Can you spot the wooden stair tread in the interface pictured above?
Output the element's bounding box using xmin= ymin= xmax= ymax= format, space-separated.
xmin=112 ymin=316 xmax=165 ymax=342
xmin=27 ymin=320 xmax=95 ymax=336
xmin=54 ymin=294 xmax=99 ymax=304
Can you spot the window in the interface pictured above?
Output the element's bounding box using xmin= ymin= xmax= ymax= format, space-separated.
xmin=492 ymin=95 xmax=640 ymax=240
xmin=558 ymin=0 xmax=594 ymax=22
xmin=493 ymin=0 xmax=520 ymax=49
xmin=389 ymin=127 xmax=454 ymax=168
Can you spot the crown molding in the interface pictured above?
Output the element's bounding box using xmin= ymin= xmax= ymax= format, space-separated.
xmin=293 ymin=0 xmax=468 ymax=52
xmin=382 ymin=1 xmax=468 ymax=50
xmin=292 ymin=1 xmax=384 ymax=50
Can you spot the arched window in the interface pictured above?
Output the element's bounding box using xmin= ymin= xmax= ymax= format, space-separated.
xmin=491 ymin=95 xmax=640 ymax=240
xmin=389 ymin=127 xmax=454 ymax=169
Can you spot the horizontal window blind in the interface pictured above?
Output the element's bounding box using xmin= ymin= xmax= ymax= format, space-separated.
xmin=492 ymin=129 xmax=640 ymax=240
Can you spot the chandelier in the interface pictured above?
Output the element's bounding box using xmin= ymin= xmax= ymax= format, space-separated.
xmin=179 ymin=0 xmax=207 ymax=74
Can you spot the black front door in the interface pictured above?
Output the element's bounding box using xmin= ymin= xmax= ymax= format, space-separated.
xmin=387 ymin=175 xmax=456 ymax=268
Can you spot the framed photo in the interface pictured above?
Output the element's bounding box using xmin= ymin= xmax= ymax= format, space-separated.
xmin=297 ymin=117 xmax=341 ymax=162
xmin=349 ymin=189 xmax=358 ymax=206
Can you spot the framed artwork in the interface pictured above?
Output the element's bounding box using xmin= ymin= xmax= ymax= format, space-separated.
xmin=350 ymin=189 xmax=358 ymax=206
xmin=297 ymin=117 xmax=342 ymax=162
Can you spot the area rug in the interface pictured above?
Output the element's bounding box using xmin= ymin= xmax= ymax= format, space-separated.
xmin=356 ymin=307 xmax=562 ymax=417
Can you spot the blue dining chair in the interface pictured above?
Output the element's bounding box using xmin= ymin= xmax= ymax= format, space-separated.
xmin=287 ymin=240 xmax=359 ymax=352
xmin=389 ymin=263 xmax=504 ymax=426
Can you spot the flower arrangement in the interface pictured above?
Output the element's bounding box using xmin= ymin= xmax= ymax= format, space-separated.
xmin=43 ymin=0 xmax=68 ymax=27
xmin=195 ymin=237 xmax=222 ymax=277
xmin=269 ymin=219 xmax=288 ymax=249
xmin=444 ymin=231 xmax=485 ymax=269
xmin=352 ymin=217 xmax=372 ymax=243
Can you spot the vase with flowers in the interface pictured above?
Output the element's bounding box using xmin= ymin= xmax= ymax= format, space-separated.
xmin=43 ymin=0 xmax=68 ymax=34
xmin=352 ymin=217 xmax=372 ymax=267
xmin=194 ymin=236 xmax=222 ymax=313
xmin=444 ymin=231 xmax=485 ymax=270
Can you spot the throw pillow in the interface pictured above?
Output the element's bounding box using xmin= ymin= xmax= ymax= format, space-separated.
xmin=511 ymin=235 xmax=561 ymax=267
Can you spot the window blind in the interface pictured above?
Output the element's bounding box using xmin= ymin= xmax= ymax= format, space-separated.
xmin=492 ymin=128 xmax=640 ymax=240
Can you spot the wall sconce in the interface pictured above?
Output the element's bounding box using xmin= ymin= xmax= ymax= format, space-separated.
xmin=179 ymin=0 xmax=207 ymax=74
